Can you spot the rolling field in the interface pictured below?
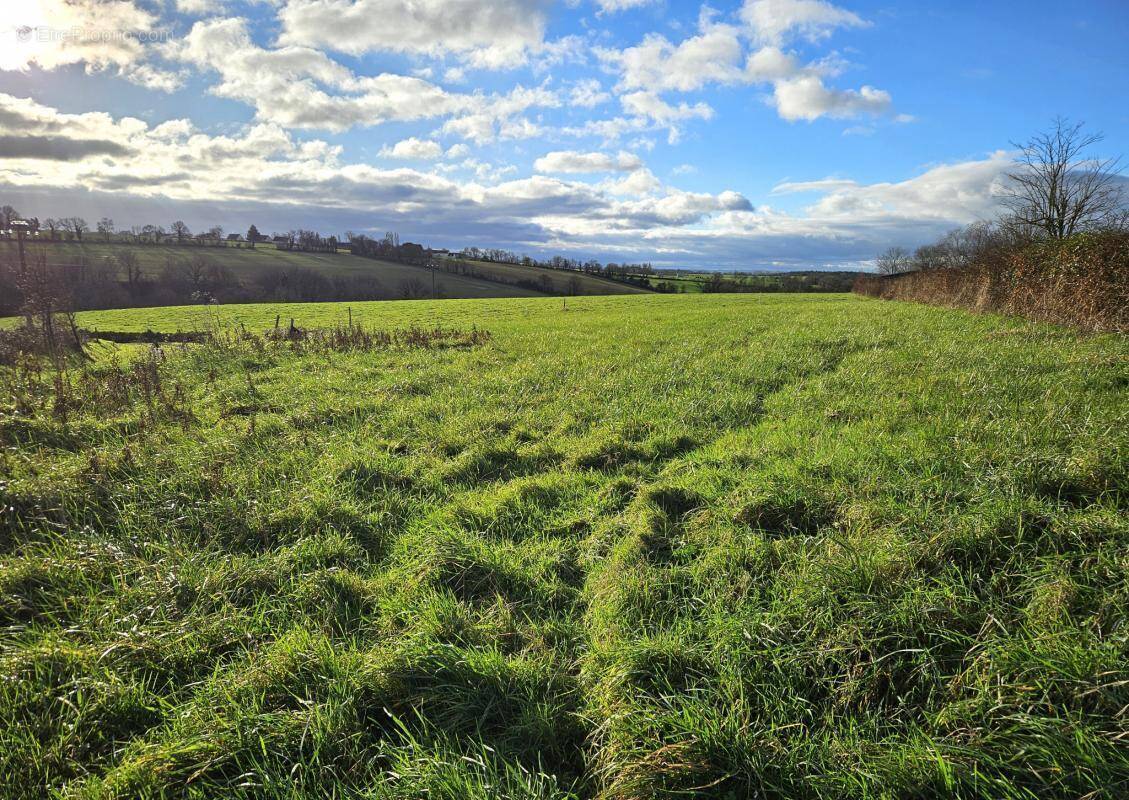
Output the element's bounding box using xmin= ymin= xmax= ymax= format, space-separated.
xmin=442 ymin=259 xmax=650 ymax=296
xmin=1 ymin=294 xmax=1127 ymax=798
xmin=0 ymin=242 xmax=550 ymax=300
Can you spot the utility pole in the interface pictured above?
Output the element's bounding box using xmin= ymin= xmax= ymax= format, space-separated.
xmin=10 ymin=219 xmax=32 ymax=327
xmin=11 ymin=218 xmax=29 ymax=276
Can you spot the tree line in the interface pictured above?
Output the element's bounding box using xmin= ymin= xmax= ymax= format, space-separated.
xmin=874 ymin=119 xmax=1126 ymax=276
xmin=858 ymin=119 xmax=1127 ymax=331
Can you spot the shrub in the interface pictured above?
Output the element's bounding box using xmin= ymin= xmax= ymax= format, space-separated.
xmin=855 ymin=230 xmax=1129 ymax=332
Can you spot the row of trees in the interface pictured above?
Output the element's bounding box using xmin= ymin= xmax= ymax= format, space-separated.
xmin=347 ymin=232 xmax=426 ymax=264
xmin=0 ymin=210 xmax=285 ymax=250
xmin=876 ymin=119 xmax=1126 ymax=275
xmin=3 ymin=203 xmax=667 ymax=288
xmin=457 ymin=245 xmax=656 ymax=282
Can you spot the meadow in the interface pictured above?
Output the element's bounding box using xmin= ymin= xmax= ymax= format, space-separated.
xmin=1 ymin=293 xmax=1126 ymax=799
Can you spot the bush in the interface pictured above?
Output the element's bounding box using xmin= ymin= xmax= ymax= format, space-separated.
xmin=855 ymin=230 xmax=1129 ymax=332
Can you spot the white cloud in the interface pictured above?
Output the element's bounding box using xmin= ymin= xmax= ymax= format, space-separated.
xmin=593 ymin=0 xmax=657 ymax=13
xmin=594 ymin=7 xmax=896 ymax=125
xmin=797 ymin=151 xmax=1013 ymax=222
xmin=570 ymin=79 xmax=611 ymax=108
xmin=176 ymin=0 xmax=227 ymax=15
xmin=560 ymin=90 xmax=715 ymax=146
xmin=744 ymin=46 xmax=801 ymax=81
xmin=120 ymin=63 xmax=185 ymax=92
xmin=0 ymin=0 xmax=179 ymax=90
xmin=619 ymin=91 xmax=714 ymax=142
xmin=620 ymin=92 xmax=713 ymax=123
xmin=772 ymin=75 xmax=891 ymax=121
xmin=440 ymin=84 xmax=559 ymax=143
xmin=171 ymin=17 xmax=468 ymax=131
xmin=740 ymin=0 xmax=868 ymax=46
xmin=597 ymin=24 xmax=746 ymax=92
xmin=277 ymin=0 xmax=550 ymax=70
xmin=381 ymin=137 xmax=443 ymax=160
xmin=599 ymin=167 xmax=662 ymax=196
xmin=534 ymin=150 xmax=644 ymax=174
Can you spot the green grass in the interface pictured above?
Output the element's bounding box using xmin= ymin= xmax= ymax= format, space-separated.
xmin=1 ymin=293 xmax=1127 ymax=799
xmin=651 ymin=272 xmax=860 ymax=293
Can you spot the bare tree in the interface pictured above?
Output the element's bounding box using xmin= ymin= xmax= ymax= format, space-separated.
xmin=1002 ymin=118 xmax=1125 ymax=239
xmin=67 ymin=216 xmax=89 ymax=241
xmin=116 ymin=250 xmax=145 ymax=296
xmin=400 ymin=277 xmax=427 ymax=299
xmin=876 ymin=246 xmax=912 ymax=274
xmin=97 ymin=217 xmax=115 ymax=241
xmin=43 ymin=218 xmax=60 ymax=240
xmin=171 ymin=220 xmax=190 ymax=245
xmin=0 ymin=205 xmax=19 ymax=229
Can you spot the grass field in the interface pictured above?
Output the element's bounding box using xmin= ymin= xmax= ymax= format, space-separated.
xmin=1 ymin=293 xmax=1127 ymax=799
xmin=442 ymin=259 xmax=650 ymax=296
xmin=0 ymin=241 xmax=550 ymax=300
xmin=650 ymin=272 xmax=861 ymax=293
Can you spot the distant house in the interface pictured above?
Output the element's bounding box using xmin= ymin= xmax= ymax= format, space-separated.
xmin=429 ymin=248 xmax=453 ymax=260
xmin=272 ymin=235 xmax=292 ymax=249
xmin=226 ymin=233 xmax=243 ymax=242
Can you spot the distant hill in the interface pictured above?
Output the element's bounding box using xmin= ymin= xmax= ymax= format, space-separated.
xmin=1 ymin=240 xmax=647 ymax=312
xmin=437 ymin=256 xmax=651 ymax=296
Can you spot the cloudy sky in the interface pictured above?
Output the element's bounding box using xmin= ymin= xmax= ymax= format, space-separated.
xmin=0 ymin=0 xmax=1126 ymax=269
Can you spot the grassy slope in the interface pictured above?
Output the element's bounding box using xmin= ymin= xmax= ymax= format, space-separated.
xmin=1 ymin=293 xmax=1127 ymax=799
xmin=1 ymin=241 xmax=548 ymax=299
xmin=446 ymin=259 xmax=650 ymax=296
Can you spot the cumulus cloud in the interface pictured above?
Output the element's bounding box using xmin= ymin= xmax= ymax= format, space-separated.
xmin=0 ymin=0 xmax=180 ymax=90
xmin=597 ymin=24 xmax=746 ymax=92
xmin=744 ymin=46 xmax=801 ymax=81
xmin=176 ymin=0 xmax=227 ymax=14
xmin=171 ymin=17 xmax=468 ymax=131
xmin=570 ymin=79 xmax=611 ymax=108
xmin=595 ymin=4 xmax=895 ymax=126
xmin=276 ymin=0 xmax=550 ymax=69
xmin=740 ymin=0 xmax=868 ymax=45
xmin=593 ymin=0 xmax=658 ymax=13
xmin=440 ymin=84 xmax=559 ymax=143
xmin=620 ymin=92 xmax=714 ymax=142
xmin=772 ymin=75 xmax=891 ymax=121
xmin=380 ymin=137 xmax=443 ymax=160
xmin=534 ymin=150 xmax=644 ymax=174
xmin=796 ymin=151 xmax=1014 ymax=222
xmin=600 ymin=167 xmax=663 ymax=196
xmin=560 ymin=90 xmax=714 ymax=146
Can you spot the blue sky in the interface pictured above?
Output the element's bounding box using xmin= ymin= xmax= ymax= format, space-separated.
xmin=1 ymin=0 xmax=1126 ymax=269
